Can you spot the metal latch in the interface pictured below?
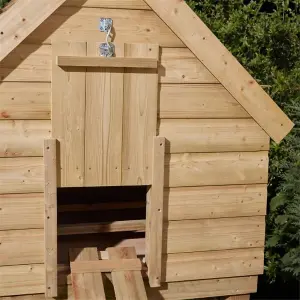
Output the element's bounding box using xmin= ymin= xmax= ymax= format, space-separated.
xmin=99 ymin=18 xmax=115 ymax=57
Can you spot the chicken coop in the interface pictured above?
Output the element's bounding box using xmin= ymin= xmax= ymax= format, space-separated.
xmin=0 ymin=0 xmax=294 ymax=299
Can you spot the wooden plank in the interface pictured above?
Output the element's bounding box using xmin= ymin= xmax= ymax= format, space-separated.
xmin=145 ymin=0 xmax=294 ymax=142
xmin=164 ymin=216 xmax=265 ymax=253
xmin=0 ymin=193 xmax=44 ymax=230
xmin=122 ymin=43 xmax=159 ymax=185
xmin=0 ymin=264 xmax=44 ymax=297
xmin=52 ymin=42 xmax=86 ymax=187
xmin=63 ymin=0 xmax=150 ymax=10
xmin=147 ymin=277 xmax=257 ymax=300
xmin=0 ymin=46 xmax=216 ymax=84
xmin=165 ymin=184 xmax=267 ymax=221
xmin=58 ymin=220 xmax=146 ymax=235
xmin=0 ymin=0 xmax=67 ymax=62
xmin=107 ymin=247 xmax=147 ymax=300
xmin=159 ymin=48 xmax=217 ymax=84
xmin=0 ymin=229 xmax=44 ymax=266
xmin=57 ymin=56 xmax=158 ymax=68
xmin=0 ymin=82 xmax=50 ymax=120
xmin=25 ymin=7 xmax=183 ymax=48
xmin=0 ymin=120 xmax=51 ymax=157
xmin=0 ymin=44 xmax=51 ymax=82
xmin=224 ymin=295 xmax=250 ymax=300
xmin=85 ymin=42 xmax=123 ymax=186
xmin=159 ymin=119 xmax=270 ymax=153
xmin=146 ymin=137 xmax=165 ymax=287
xmin=162 ymin=248 xmax=264 ymax=282
xmin=44 ymin=139 xmax=58 ymax=298
xmin=71 ymin=259 xmax=142 ymax=273
xmin=0 ymin=157 xmax=44 ymax=194
xmin=165 ymin=152 xmax=268 ymax=187
xmin=159 ymin=84 xmax=249 ymax=119
xmin=0 ymin=276 xmax=258 ymax=300
xmin=69 ymin=248 xmax=106 ymax=300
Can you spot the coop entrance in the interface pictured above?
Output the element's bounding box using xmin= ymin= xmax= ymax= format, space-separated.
xmin=45 ymin=41 xmax=165 ymax=297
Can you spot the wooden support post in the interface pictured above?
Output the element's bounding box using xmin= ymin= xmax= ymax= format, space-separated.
xmin=146 ymin=136 xmax=166 ymax=287
xmin=44 ymin=139 xmax=58 ymax=297
xmin=224 ymin=295 xmax=250 ymax=300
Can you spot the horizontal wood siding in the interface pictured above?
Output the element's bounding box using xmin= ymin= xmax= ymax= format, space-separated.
xmin=0 ymin=229 xmax=44 ymax=266
xmin=0 ymin=45 xmax=217 ymax=84
xmin=164 ymin=216 xmax=265 ymax=253
xmin=0 ymin=82 xmax=50 ymax=120
xmin=0 ymin=193 xmax=44 ymax=230
xmin=162 ymin=248 xmax=264 ymax=282
xmin=165 ymin=152 xmax=268 ymax=187
xmin=0 ymin=157 xmax=44 ymax=194
xmin=25 ymin=7 xmax=183 ymax=46
xmin=165 ymin=184 xmax=267 ymax=220
xmin=159 ymin=119 xmax=270 ymax=153
xmin=148 ymin=276 xmax=258 ymax=300
xmin=0 ymin=276 xmax=258 ymax=299
xmin=0 ymin=120 xmax=51 ymax=157
xmin=0 ymin=264 xmax=44 ymax=297
xmin=159 ymin=48 xmax=217 ymax=83
xmin=63 ymin=0 xmax=151 ymax=9
xmin=159 ymin=84 xmax=249 ymax=119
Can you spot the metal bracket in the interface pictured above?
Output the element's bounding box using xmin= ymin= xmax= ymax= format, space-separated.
xmin=99 ymin=18 xmax=115 ymax=57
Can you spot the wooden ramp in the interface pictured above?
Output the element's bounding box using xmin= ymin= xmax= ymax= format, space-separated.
xmin=69 ymin=247 xmax=147 ymax=300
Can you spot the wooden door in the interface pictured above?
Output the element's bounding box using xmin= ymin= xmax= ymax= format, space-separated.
xmin=52 ymin=42 xmax=159 ymax=187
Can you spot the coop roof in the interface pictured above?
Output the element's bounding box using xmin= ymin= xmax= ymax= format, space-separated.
xmin=0 ymin=0 xmax=294 ymax=143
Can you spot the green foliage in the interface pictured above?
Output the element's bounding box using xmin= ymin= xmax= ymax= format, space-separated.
xmin=186 ymin=0 xmax=300 ymax=282
xmin=0 ymin=0 xmax=10 ymax=9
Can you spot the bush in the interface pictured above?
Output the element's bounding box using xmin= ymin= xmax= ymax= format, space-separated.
xmin=186 ymin=0 xmax=300 ymax=283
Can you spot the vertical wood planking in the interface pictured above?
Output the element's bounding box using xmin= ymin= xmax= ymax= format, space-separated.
xmin=85 ymin=43 xmax=123 ymax=186
xmin=52 ymin=42 xmax=86 ymax=187
xmin=122 ymin=43 xmax=159 ymax=185
xmin=44 ymin=139 xmax=58 ymax=298
xmin=146 ymin=137 xmax=165 ymax=287
xmin=69 ymin=248 xmax=106 ymax=299
xmin=107 ymin=247 xmax=147 ymax=300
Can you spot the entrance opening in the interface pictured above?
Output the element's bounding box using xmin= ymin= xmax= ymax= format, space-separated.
xmin=57 ymin=185 xmax=148 ymax=289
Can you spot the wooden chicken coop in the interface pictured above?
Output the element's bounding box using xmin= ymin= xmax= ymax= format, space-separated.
xmin=0 ymin=0 xmax=294 ymax=299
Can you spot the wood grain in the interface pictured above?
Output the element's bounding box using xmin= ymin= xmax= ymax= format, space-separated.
xmin=108 ymin=247 xmax=147 ymax=300
xmin=0 ymin=229 xmax=44 ymax=266
xmin=44 ymin=139 xmax=58 ymax=297
xmin=159 ymin=84 xmax=249 ymax=119
xmin=164 ymin=184 xmax=267 ymax=220
xmin=0 ymin=264 xmax=44 ymax=297
xmin=160 ymin=48 xmax=217 ymax=84
xmin=0 ymin=157 xmax=44 ymax=194
xmin=63 ymin=0 xmax=150 ymax=9
xmin=164 ymin=216 xmax=265 ymax=253
xmin=0 ymin=276 xmax=258 ymax=299
xmin=69 ymin=248 xmax=106 ymax=300
xmin=0 ymin=0 xmax=67 ymax=62
xmin=52 ymin=42 xmax=86 ymax=187
xmin=0 ymin=193 xmax=44 ymax=230
xmin=122 ymin=43 xmax=159 ymax=185
xmin=162 ymin=248 xmax=264 ymax=282
xmin=85 ymin=42 xmax=123 ymax=186
xmin=159 ymin=119 xmax=269 ymax=153
xmin=0 ymin=82 xmax=50 ymax=120
xmin=145 ymin=0 xmax=294 ymax=142
xmin=165 ymin=152 xmax=268 ymax=187
xmin=25 ymin=7 xmax=183 ymax=47
xmin=146 ymin=137 xmax=165 ymax=287
xmin=0 ymin=120 xmax=51 ymax=157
